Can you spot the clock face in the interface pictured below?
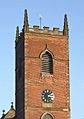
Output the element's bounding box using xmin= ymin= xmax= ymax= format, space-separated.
xmin=42 ymin=89 xmax=55 ymax=103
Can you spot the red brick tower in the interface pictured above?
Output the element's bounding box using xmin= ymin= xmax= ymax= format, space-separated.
xmin=15 ymin=9 xmax=70 ymax=119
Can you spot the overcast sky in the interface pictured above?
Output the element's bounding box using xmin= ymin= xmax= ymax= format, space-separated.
xmin=0 ymin=0 xmax=84 ymax=119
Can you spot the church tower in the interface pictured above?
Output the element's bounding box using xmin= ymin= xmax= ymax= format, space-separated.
xmin=15 ymin=9 xmax=70 ymax=119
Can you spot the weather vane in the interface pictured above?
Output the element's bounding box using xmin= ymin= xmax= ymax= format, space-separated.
xmin=39 ymin=14 xmax=43 ymax=29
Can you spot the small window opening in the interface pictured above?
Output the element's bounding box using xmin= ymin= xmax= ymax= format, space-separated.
xmin=42 ymin=113 xmax=53 ymax=119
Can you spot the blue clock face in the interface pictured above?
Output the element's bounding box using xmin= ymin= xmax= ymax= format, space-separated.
xmin=42 ymin=89 xmax=54 ymax=103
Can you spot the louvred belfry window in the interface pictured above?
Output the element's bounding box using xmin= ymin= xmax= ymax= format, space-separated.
xmin=41 ymin=51 xmax=53 ymax=75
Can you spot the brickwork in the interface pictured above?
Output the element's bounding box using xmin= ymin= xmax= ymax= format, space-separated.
xmin=15 ymin=9 xmax=70 ymax=119
xmin=24 ymin=32 xmax=70 ymax=119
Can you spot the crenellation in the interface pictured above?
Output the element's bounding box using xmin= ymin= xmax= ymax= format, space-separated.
xmin=53 ymin=27 xmax=59 ymax=34
xmin=43 ymin=26 xmax=49 ymax=31
xmin=33 ymin=25 xmax=39 ymax=31
xmin=24 ymin=26 xmax=63 ymax=36
xmin=29 ymin=26 xmax=63 ymax=36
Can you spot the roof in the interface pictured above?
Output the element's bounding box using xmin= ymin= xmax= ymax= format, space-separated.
xmin=1 ymin=105 xmax=15 ymax=119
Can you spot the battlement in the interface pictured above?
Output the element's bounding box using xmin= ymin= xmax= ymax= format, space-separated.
xmin=28 ymin=25 xmax=63 ymax=36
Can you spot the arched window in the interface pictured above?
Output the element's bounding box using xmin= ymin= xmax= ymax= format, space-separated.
xmin=41 ymin=113 xmax=53 ymax=119
xmin=41 ymin=51 xmax=53 ymax=75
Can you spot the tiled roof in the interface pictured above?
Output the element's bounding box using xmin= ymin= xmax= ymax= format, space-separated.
xmin=1 ymin=106 xmax=15 ymax=119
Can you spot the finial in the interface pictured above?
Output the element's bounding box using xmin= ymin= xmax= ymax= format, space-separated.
xmin=16 ymin=26 xmax=19 ymax=43
xmin=23 ymin=9 xmax=29 ymax=32
xmin=2 ymin=109 xmax=5 ymax=117
xmin=63 ymin=14 xmax=69 ymax=36
xmin=11 ymin=102 xmax=14 ymax=108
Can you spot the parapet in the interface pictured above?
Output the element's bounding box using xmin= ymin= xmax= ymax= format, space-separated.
xmin=28 ymin=25 xmax=63 ymax=36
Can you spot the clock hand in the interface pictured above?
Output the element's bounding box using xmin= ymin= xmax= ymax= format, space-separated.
xmin=48 ymin=94 xmax=54 ymax=97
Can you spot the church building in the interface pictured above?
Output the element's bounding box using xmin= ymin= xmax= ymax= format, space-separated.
xmin=1 ymin=9 xmax=70 ymax=119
